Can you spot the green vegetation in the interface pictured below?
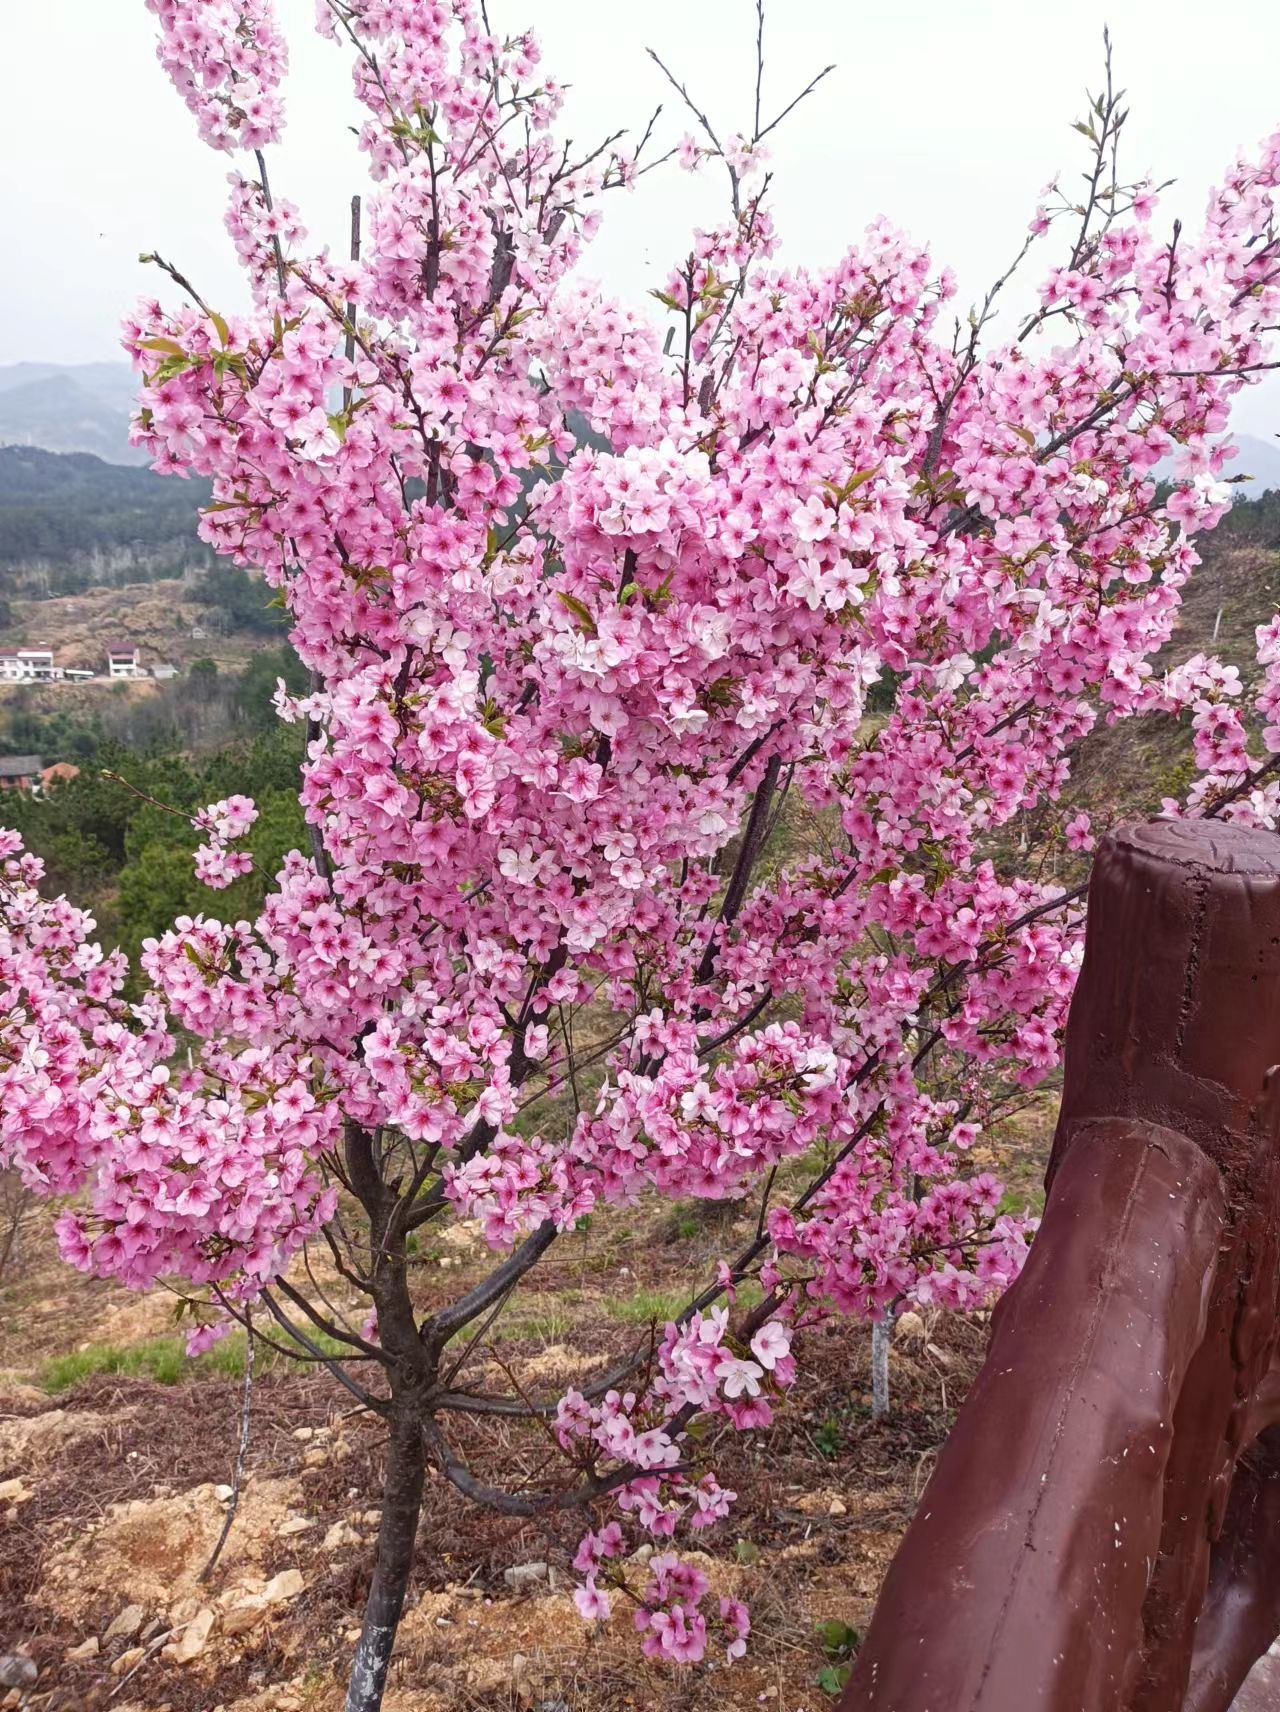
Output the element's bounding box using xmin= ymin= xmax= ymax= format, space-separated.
xmin=815 ymin=1619 xmax=861 ymax=1695
xmin=191 ymin=562 xmax=289 ymax=636
xmin=0 ymin=445 xmax=210 ymax=591
xmin=603 ymin=1286 xmax=690 ymax=1326
xmin=0 ymin=644 xmax=308 ymax=765
xmin=39 ymin=1324 xmax=353 ymax=1393
xmin=0 ymin=721 xmax=309 ymax=977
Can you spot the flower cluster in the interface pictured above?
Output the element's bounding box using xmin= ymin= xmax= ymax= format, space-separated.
xmin=145 ymin=0 xmax=287 ymax=151
xmin=192 ymin=793 xmax=259 ymax=889
xmin=559 ymin=1310 xmax=792 ymax=1642
xmin=0 ymin=831 xmax=134 ymax=1197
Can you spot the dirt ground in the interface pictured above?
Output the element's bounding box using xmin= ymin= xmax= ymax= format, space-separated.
xmin=0 ymin=1180 xmax=1002 ymax=1712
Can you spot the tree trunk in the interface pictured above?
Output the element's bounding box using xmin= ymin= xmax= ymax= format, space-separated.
xmin=870 ymin=1318 xmax=890 ymax=1419
xmin=343 ymin=1409 xmax=425 ymax=1712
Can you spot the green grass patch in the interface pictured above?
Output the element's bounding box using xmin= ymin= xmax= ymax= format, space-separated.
xmin=604 ymin=1287 xmax=689 ymax=1327
xmin=39 ymin=1324 xmax=355 ymax=1394
xmin=488 ymin=1306 xmax=576 ymax=1343
xmin=43 ymin=1335 xmax=195 ymax=1393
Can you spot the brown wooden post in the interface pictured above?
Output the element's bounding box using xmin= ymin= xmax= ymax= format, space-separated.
xmin=840 ymin=819 xmax=1280 ymax=1712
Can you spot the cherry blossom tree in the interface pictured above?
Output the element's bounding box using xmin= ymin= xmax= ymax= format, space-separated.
xmin=4 ymin=3 xmax=1280 ymax=1707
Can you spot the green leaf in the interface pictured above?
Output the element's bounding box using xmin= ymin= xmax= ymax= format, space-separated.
xmin=842 ymin=466 xmax=880 ymax=498
xmin=649 ymin=289 xmax=683 ymax=312
xmin=817 ymin=1664 xmax=852 ymax=1695
xmin=734 ymin=1539 xmax=761 ymax=1565
xmin=209 ymin=309 xmax=231 ymax=348
xmin=150 ymin=353 xmax=193 ymax=384
xmin=556 ymin=591 xmax=597 ymax=634
xmin=816 ymin=1619 xmax=861 ymax=1659
xmin=137 ymin=336 xmax=186 ymax=356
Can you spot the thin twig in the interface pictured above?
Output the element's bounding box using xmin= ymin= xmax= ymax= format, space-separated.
xmin=198 ymin=1323 xmax=255 ymax=1582
xmin=342 ymin=193 xmax=362 ymax=414
xmin=253 ymin=149 xmax=288 ymax=299
xmin=754 ymin=63 xmax=836 ymax=144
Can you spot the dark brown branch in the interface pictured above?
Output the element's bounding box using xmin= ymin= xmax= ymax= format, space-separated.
xmin=421 ymin=1220 xmax=559 ymax=1354
xmin=253 ymin=149 xmax=288 ymax=299
xmin=259 ymin=1288 xmax=383 ymax=1410
xmin=274 ymin=1275 xmax=384 ymax=1359
xmin=694 ymin=752 xmax=782 ymax=985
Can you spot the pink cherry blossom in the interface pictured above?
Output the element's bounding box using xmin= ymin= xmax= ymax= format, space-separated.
xmin=4 ymin=2 xmax=1280 ymax=1698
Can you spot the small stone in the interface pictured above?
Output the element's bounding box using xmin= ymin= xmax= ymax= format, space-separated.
xmin=66 ymin=1637 xmax=100 ymax=1661
xmin=221 ymin=1600 xmax=267 ymax=1638
xmin=323 ymin=1521 xmax=359 ymax=1551
xmin=302 ymin=1448 xmax=327 ymax=1469
xmin=893 ymin=1310 xmax=926 ymax=1344
xmin=105 ymin=1604 xmax=145 ymax=1643
xmin=292 ymin=1426 xmax=314 ymax=1443
xmin=262 ymin=1568 xmax=305 ymax=1604
xmin=512 ymin=1653 xmax=534 ymax=1708
xmin=0 ymin=1479 xmax=31 ymax=1505
xmin=503 ymin=1561 xmax=549 ymax=1590
xmin=168 ymin=1596 xmax=201 ymax=1625
xmin=828 ymin=1497 xmax=848 ymax=1517
xmin=213 ymin=1484 xmax=234 ymax=1503
xmin=111 ymin=1647 xmax=146 ymax=1677
xmin=0 ymin=1658 xmax=37 ymax=1691
xmin=278 ymin=1516 xmax=313 ymax=1536
xmin=166 ymin=1607 xmax=215 ymax=1665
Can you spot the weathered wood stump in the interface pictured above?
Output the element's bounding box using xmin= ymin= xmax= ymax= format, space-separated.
xmin=840 ymin=819 xmax=1280 ymax=1712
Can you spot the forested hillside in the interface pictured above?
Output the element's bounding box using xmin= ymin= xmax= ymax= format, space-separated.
xmin=0 ymin=446 xmax=211 ymax=596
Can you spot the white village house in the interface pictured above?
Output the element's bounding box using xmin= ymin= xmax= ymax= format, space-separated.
xmin=107 ymin=644 xmax=146 ymax=680
xmin=0 ymin=648 xmax=61 ymax=683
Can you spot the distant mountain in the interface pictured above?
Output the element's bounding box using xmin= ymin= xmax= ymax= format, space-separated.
xmin=1223 ymin=434 xmax=1280 ymax=495
xmin=0 ymin=362 xmax=144 ymax=466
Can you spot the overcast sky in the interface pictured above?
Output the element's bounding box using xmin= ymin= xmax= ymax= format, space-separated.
xmin=4 ymin=0 xmax=1279 ymax=436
